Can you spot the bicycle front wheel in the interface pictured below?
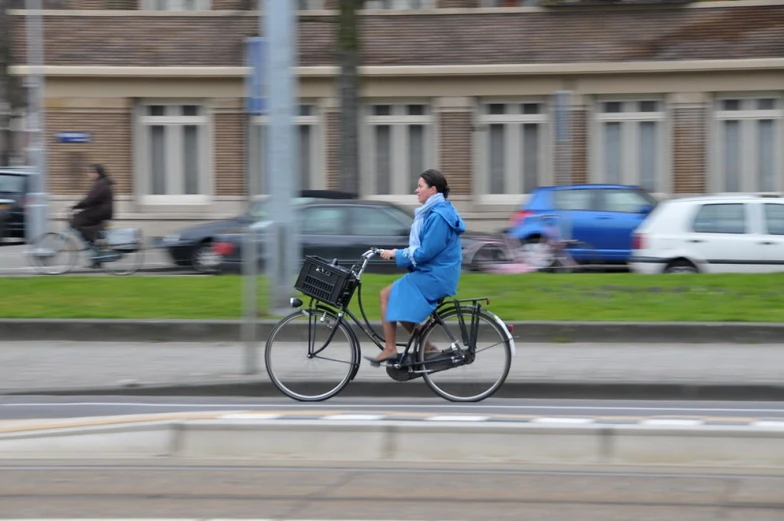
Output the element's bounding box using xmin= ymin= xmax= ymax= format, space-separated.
xmin=418 ymin=307 xmax=513 ymax=402
xmin=27 ymin=232 xmax=80 ymax=275
xmin=265 ymin=308 xmax=360 ymax=402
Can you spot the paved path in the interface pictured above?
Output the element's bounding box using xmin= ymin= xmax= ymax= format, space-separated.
xmin=0 ymin=341 xmax=782 ymax=394
xmin=0 ymin=244 xmax=191 ymax=276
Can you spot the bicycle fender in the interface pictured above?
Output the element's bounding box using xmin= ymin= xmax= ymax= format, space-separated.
xmin=485 ymin=310 xmax=516 ymax=358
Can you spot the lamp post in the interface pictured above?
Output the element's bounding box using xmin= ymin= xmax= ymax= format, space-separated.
xmin=239 ymin=0 xmax=300 ymax=374
xmin=263 ymin=0 xmax=300 ymax=315
xmin=24 ymin=0 xmax=48 ymax=243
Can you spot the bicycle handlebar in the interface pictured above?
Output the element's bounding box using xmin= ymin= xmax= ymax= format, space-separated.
xmin=362 ymin=247 xmax=383 ymax=259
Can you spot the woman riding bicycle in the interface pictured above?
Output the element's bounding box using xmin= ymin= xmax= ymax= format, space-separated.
xmin=366 ymin=169 xmax=466 ymax=365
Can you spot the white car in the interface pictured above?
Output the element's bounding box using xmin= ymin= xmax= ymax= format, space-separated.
xmin=629 ymin=194 xmax=784 ymax=274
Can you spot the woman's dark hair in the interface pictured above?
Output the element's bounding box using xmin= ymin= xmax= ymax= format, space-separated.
xmin=92 ymin=164 xmax=107 ymax=178
xmin=420 ymin=169 xmax=450 ymax=199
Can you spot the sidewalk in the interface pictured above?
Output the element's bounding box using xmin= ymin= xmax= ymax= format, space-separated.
xmin=2 ymin=341 xmax=784 ymax=399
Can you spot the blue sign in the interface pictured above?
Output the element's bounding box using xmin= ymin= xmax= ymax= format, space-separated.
xmin=56 ymin=132 xmax=92 ymax=144
xmin=246 ymin=36 xmax=266 ymax=115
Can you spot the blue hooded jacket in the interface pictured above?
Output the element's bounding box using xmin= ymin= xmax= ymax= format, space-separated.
xmin=387 ymin=198 xmax=466 ymax=324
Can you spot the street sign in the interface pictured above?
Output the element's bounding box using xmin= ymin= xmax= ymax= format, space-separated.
xmin=56 ymin=132 xmax=91 ymax=144
xmin=245 ymin=36 xmax=266 ymax=115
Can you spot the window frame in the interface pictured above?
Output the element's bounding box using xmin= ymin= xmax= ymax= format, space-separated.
xmin=361 ymin=101 xmax=436 ymax=201
xmin=133 ymin=100 xmax=213 ymax=206
xmin=248 ymin=103 xmax=324 ymax=196
xmin=138 ymin=0 xmax=211 ymax=10
xmin=710 ymin=94 xmax=783 ymax=194
xmin=474 ymin=99 xmax=550 ymax=205
xmin=364 ymin=0 xmax=437 ymax=9
xmin=590 ymin=97 xmax=670 ymax=195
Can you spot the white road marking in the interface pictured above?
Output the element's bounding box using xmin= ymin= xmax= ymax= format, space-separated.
xmin=3 ymin=402 xmax=784 ymax=415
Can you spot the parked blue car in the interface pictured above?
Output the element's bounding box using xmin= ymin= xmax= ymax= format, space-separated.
xmin=504 ymin=184 xmax=657 ymax=266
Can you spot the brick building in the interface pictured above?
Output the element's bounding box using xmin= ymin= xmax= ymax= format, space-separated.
xmin=7 ymin=0 xmax=784 ymax=233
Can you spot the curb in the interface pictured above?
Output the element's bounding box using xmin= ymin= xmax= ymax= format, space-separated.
xmin=2 ymin=318 xmax=784 ymax=343
xmin=3 ymin=418 xmax=784 ymax=469
xmin=6 ymin=380 xmax=784 ymax=401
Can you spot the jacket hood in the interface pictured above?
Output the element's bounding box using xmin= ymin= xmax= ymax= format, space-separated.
xmin=96 ymin=175 xmax=114 ymax=185
xmin=430 ymin=200 xmax=466 ymax=235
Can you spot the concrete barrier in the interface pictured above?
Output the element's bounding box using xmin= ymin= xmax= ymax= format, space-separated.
xmin=3 ymin=419 xmax=784 ymax=468
xmin=2 ymin=318 xmax=784 ymax=343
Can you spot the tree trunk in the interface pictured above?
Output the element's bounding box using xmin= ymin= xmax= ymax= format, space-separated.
xmin=336 ymin=0 xmax=363 ymax=194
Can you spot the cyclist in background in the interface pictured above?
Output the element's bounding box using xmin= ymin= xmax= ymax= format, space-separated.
xmin=71 ymin=164 xmax=115 ymax=266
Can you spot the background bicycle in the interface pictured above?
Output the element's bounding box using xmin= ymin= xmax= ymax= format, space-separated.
xmin=26 ymin=209 xmax=145 ymax=276
xmin=264 ymin=248 xmax=516 ymax=403
xmin=464 ymin=213 xmax=599 ymax=274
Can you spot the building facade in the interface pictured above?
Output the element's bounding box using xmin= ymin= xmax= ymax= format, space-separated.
xmin=8 ymin=0 xmax=784 ymax=233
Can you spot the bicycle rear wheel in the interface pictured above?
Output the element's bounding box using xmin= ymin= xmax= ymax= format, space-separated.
xmin=100 ymin=248 xmax=145 ymax=276
xmin=27 ymin=232 xmax=80 ymax=275
xmin=418 ymin=307 xmax=513 ymax=402
xmin=265 ymin=308 xmax=360 ymax=402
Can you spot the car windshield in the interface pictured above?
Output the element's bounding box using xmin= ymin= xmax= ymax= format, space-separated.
xmin=0 ymin=174 xmax=25 ymax=193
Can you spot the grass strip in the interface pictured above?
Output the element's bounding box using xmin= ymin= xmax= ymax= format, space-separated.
xmin=1 ymin=273 xmax=783 ymax=322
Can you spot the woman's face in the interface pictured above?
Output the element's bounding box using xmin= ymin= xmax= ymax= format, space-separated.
xmin=415 ymin=177 xmax=436 ymax=205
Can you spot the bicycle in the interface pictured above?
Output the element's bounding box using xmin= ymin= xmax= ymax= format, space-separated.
xmin=464 ymin=214 xmax=599 ymax=274
xmin=26 ymin=208 xmax=145 ymax=276
xmin=264 ymin=248 xmax=517 ymax=403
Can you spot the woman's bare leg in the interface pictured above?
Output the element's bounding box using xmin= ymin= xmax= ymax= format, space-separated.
xmin=401 ymin=322 xmax=437 ymax=353
xmin=375 ymin=284 xmax=399 ymax=361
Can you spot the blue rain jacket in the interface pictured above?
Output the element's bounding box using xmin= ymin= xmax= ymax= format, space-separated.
xmin=387 ymin=199 xmax=466 ymax=323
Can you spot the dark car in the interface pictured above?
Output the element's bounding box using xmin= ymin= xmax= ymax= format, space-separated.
xmin=153 ymin=190 xmax=359 ymax=272
xmin=0 ymin=168 xmax=34 ymax=243
xmin=208 ymin=198 xmax=490 ymax=275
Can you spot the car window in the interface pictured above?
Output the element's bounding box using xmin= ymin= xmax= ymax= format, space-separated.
xmin=301 ymin=206 xmax=346 ymax=236
xmin=599 ymin=189 xmax=652 ymax=213
xmin=350 ymin=207 xmax=411 ymax=236
xmin=0 ymin=174 xmax=25 ymax=193
xmin=553 ymin=189 xmax=595 ymax=211
xmin=764 ymin=203 xmax=784 ymax=235
xmin=692 ymin=203 xmax=747 ymax=234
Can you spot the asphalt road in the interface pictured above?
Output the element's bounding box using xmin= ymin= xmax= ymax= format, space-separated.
xmin=0 ymin=244 xmax=197 ymax=276
xmin=2 ymin=396 xmax=784 ymax=423
xmin=0 ymin=459 xmax=781 ymax=519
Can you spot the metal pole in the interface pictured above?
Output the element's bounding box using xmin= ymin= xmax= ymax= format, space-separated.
xmin=24 ymin=0 xmax=48 ymax=244
xmin=241 ymin=34 xmax=265 ymax=375
xmin=241 ymin=133 xmax=258 ymax=375
xmin=264 ymin=0 xmax=300 ymax=316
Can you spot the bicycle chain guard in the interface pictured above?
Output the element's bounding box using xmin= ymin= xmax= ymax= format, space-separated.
xmin=384 ymin=353 xmax=463 ymax=382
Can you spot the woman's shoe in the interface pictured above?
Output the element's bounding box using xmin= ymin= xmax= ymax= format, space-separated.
xmin=364 ymin=353 xmax=401 ymax=367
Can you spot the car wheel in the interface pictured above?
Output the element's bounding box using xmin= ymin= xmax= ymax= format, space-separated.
xmin=663 ymin=260 xmax=698 ymax=274
xmin=191 ymin=242 xmax=220 ymax=274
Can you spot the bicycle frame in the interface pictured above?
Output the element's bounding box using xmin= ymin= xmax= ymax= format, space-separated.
xmin=295 ymin=248 xmax=494 ymax=375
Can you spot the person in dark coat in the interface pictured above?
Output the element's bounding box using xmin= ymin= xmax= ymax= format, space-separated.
xmin=71 ymin=164 xmax=114 ymax=245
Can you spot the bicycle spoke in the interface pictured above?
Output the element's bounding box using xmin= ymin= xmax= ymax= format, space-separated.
xmin=265 ymin=309 xmax=358 ymax=402
xmin=311 ymin=355 xmax=354 ymax=365
xmin=420 ymin=308 xmax=512 ymax=402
